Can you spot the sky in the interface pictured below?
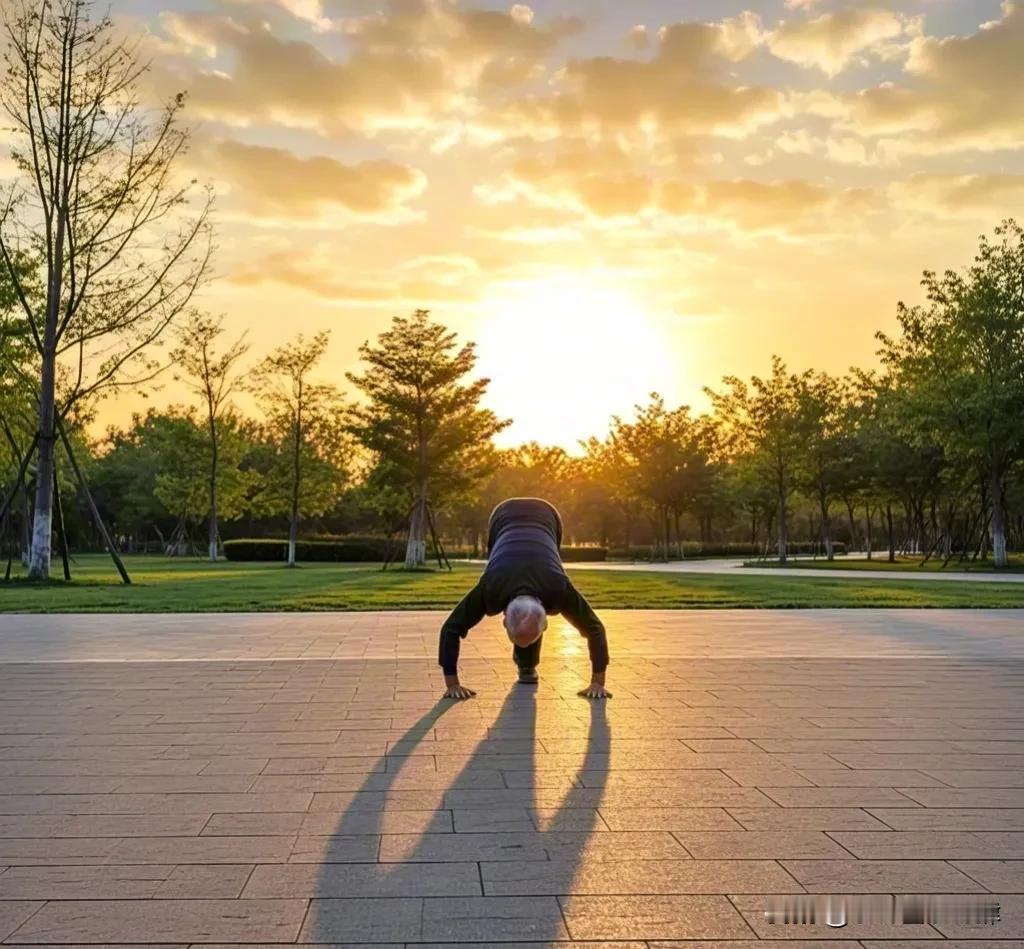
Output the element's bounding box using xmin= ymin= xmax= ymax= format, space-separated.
xmin=92 ymin=0 xmax=1024 ymax=447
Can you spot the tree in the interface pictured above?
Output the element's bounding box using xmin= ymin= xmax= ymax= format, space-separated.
xmin=0 ymin=0 xmax=213 ymax=579
xmin=347 ymin=310 xmax=509 ymax=568
xmin=877 ymin=220 xmax=1024 ymax=567
xmin=707 ymin=357 xmax=811 ymax=563
xmin=795 ymin=372 xmax=851 ymax=560
xmin=171 ymin=313 xmax=249 ymax=561
xmin=250 ymin=332 xmax=346 ymax=566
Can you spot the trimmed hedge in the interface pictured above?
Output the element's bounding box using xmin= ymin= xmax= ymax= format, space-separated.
xmin=608 ymin=541 xmax=847 ymax=560
xmin=223 ymin=538 xmax=606 ymax=563
xmin=224 ymin=539 xmax=387 ymax=562
xmin=559 ymin=546 xmax=607 ymax=562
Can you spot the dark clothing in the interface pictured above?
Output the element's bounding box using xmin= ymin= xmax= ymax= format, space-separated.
xmin=438 ymin=498 xmax=609 ymax=676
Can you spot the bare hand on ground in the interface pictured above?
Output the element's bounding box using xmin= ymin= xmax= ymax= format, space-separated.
xmin=443 ymin=684 xmax=476 ymax=700
xmin=578 ymin=683 xmax=612 ymax=699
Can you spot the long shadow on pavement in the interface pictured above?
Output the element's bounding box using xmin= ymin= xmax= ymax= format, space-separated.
xmin=305 ymin=671 xmax=611 ymax=943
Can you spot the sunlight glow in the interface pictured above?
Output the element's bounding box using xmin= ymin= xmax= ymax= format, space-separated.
xmin=475 ymin=274 xmax=677 ymax=450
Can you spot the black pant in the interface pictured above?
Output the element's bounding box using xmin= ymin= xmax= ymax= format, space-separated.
xmin=513 ymin=636 xmax=543 ymax=670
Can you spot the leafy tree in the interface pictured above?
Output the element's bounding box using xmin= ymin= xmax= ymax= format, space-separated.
xmin=877 ymin=220 xmax=1024 ymax=567
xmin=795 ymin=372 xmax=852 ymax=560
xmin=0 ymin=0 xmax=213 ymax=579
xmin=250 ymin=332 xmax=347 ymax=566
xmin=346 ymin=310 xmax=508 ymax=568
xmin=706 ymin=357 xmax=811 ymax=563
xmin=171 ymin=313 xmax=249 ymax=560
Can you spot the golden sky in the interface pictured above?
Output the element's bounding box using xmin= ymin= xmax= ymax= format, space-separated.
xmin=100 ymin=0 xmax=1024 ymax=447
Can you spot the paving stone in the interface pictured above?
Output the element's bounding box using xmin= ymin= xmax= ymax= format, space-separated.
xmin=7 ymin=899 xmax=307 ymax=943
xmin=830 ymin=830 xmax=1024 ymax=859
xmin=897 ymin=787 xmax=1024 ymax=807
xmin=672 ymin=830 xmax=849 ymax=859
xmin=299 ymin=897 xmax=423 ymax=942
xmin=759 ymin=787 xmax=922 ymax=807
xmin=797 ymin=769 xmax=946 ymax=787
xmin=725 ymin=806 xmax=890 ymax=830
xmin=596 ymin=806 xmax=742 ymax=831
xmin=867 ymin=808 xmax=1024 ymax=830
xmin=420 ymin=896 xmax=569 ymax=941
xmin=782 ymin=858 xmax=987 ymax=892
xmin=0 ymin=814 xmax=208 ymax=838
xmin=244 ymin=862 xmax=481 ymax=898
xmin=482 ymin=858 xmax=800 ymax=895
xmin=0 ymin=901 xmax=44 ymax=940
xmin=378 ymin=830 xmax=685 ymax=862
xmin=559 ymin=894 xmax=751 ymax=940
xmin=453 ymin=806 xmax=606 ymax=833
xmin=951 ymin=860 xmax=1024 ymax=891
xmin=108 ymin=835 xmax=297 ymax=865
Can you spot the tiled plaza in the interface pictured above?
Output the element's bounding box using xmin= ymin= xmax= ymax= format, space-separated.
xmin=0 ymin=609 xmax=1020 ymax=946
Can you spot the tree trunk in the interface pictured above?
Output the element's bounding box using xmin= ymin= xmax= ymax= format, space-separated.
xmin=207 ymin=411 xmax=218 ymax=562
xmin=288 ymin=396 xmax=303 ymax=567
xmin=821 ymin=497 xmax=834 ymax=561
xmin=864 ymin=503 xmax=873 ymax=559
xmin=886 ymin=502 xmax=895 ymax=563
xmin=28 ymin=353 xmax=57 ymax=579
xmin=991 ymin=469 xmax=1008 ymax=568
xmin=405 ymin=492 xmax=427 ymax=569
xmin=777 ymin=479 xmax=788 ymax=564
xmin=845 ymin=499 xmax=858 ymax=554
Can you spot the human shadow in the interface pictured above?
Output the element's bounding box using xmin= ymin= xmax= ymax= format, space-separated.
xmin=306 ymin=667 xmax=612 ymax=942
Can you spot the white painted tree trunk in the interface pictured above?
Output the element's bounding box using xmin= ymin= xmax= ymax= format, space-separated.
xmin=991 ymin=471 xmax=1008 ymax=568
xmin=29 ymin=508 xmax=52 ymax=576
xmin=405 ymin=496 xmax=427 ymax=569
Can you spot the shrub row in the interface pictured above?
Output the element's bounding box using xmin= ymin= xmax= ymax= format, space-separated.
xmin=607 ymin=541 xmax=847 ymax=560
xmin=223 ymin=538 xmax=606 ymax=563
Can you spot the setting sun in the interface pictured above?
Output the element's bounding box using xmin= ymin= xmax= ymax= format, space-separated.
xmin=475 ymin=275 xmax=677 ymax=449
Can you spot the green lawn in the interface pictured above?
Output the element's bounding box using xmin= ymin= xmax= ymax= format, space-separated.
xmin=1 ymin=554 xmax=1023 ymax=612
xmin=743 ymin=553 xmax=1024 ymax=573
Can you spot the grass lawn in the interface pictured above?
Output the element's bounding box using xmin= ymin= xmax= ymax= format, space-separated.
xmin=1 ymin=554 xmax=1023 ymax=612
xmin=743 ymin=553 xmax=1024 ymax=573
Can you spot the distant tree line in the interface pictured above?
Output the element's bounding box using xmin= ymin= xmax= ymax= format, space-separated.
xmin=4 ymin=218 xmax=1022 ymax=571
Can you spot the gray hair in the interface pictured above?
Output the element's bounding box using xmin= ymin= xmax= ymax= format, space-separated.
xmin=504 ymin=595 xmax=547 ymax=641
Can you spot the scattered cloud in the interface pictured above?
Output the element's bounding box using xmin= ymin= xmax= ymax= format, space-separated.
xmin=769 ymin=7 xmax=912 ymax=77
xmin=844 ymin=1 xmax=1024 ymax=152
xmin=199 ymin=139 xmax=426 ymax=219
xmin=889 ymin=172 xmax=1024 ymax=217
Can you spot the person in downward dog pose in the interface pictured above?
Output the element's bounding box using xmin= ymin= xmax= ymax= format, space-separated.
xmin=437 ymin=497 xmax=610 ymax=700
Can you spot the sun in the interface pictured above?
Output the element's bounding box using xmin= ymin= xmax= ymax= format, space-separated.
xmin=474 ymin=274 xmax=677 ymax=451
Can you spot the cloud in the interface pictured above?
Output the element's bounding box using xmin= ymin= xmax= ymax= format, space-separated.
xmin=889 ymin=172 xmax=1024 ymax=218
xmin=487 ymin=14 xmax=781 ymax=144
xmin=229 ymin=248 xmax=479 ymax=302
xmin=628 ymin=24 xmax=650 ymax=51
xmin=659 ymin=178 xmax=880 ymax=233
xmin=201 ymin=139 xmax=425 ymax=218
xmin=499 ymin=148 xmax=882 ymax=235
xmin=842 ymin=2 xmax=1024 ymax=152
xmin=151 ymin=1 xmax=577 ymax=134
xmin=769 ymin=7 xmax=911 ymax=76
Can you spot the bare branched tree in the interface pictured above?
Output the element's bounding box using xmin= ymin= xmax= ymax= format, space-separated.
xmin=0 ymin=0 xmax=214 ymax=579
xmin=171 ymin=313 xmax=248 ymax=562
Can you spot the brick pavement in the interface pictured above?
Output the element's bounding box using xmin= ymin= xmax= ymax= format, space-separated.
xmin=0 ymin=610 xmax=1020 ymax=946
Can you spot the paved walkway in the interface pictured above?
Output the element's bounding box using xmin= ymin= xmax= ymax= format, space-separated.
xmin=0 ymin=610 xmax=1020 ymax=946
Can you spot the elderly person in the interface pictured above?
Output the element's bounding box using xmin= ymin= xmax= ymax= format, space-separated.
xmin=438 ymin=497 xmax=610 ymax=700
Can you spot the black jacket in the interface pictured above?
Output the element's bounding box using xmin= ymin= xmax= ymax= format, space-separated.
xmin=438 ymin=498 xmax=609 ymax=675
